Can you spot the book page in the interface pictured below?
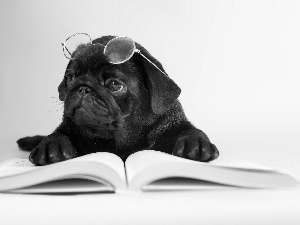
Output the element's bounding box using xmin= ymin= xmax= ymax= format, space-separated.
xmin=0 ymin=152 xmax=126 ymax=193
xmin=125 ymin=150 xmax=297 ymax=190
xmin=0 ymin=158 xmax=37 ymax=177
xmin=206 ymin=155 xmax=274 ymax=171
xmin=9 ymin=177 xmax=114 ymax=194
xmin=0 ymin=159 xmax=107 ymax=193
xmin=143 ymin=177 xmax=237 ymax=191
xmin=0 ymin=153 xmax=126 ymax=180
xmin=66 ymin=152 xmax=126 ymax=181
xmin=126 ymin=150 xmax=273 ymax=172
xmin=125 ymin=150 xmax=274 ymax=179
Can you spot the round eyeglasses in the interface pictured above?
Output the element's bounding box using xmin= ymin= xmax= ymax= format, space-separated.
xmin=61 ymin=33 xmax=167 ymax=76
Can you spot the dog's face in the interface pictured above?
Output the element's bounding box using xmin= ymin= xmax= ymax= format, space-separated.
xmin=58 ymin=36 xmax=181 ymax=139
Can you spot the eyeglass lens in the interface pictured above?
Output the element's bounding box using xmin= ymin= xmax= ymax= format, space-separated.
xmin=104 ymin=37 xmax=136 ymax=64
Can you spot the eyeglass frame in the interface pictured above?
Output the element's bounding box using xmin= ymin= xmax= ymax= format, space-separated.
xmin=61 ymin=33 xmax=167 ymax=76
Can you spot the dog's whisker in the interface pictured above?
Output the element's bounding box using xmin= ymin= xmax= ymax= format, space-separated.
xmin=51 ymin=99 xmax=64 ymax=104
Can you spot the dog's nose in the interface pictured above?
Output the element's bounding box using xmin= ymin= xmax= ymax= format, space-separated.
xmin=78 ymin=86 xmax=92 ymax=96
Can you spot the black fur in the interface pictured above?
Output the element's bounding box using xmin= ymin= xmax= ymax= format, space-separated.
xmin=17 ymin=35 xmax=219 ymax=165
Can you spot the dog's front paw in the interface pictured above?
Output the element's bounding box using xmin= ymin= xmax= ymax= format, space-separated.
xmin=172 ymin=134 xmax=219 ymax=162
xmin=29 ymin=133 xmax=77 ymax=166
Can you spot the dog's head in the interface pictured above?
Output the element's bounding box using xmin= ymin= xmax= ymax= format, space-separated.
xmin=58 ymin=35 xmax=181 ymax=138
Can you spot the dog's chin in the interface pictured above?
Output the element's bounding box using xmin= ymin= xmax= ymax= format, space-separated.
xmin=71 ymin=104 xmax=114 ymax=126
xmin=69 ymin=106 xmax=115 ymax=138
xmin=65 ymin=96 xmax=126 ymax=138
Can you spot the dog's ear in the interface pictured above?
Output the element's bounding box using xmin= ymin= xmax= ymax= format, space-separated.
xmin=135 ymin=44 xmax=181 ymax=115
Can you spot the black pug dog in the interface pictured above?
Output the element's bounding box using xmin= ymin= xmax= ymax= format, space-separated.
xmin=17 ymin=35 xmax=219 ymax=166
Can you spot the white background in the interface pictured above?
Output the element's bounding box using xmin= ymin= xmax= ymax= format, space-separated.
xmin=0 ymin=0 xmax=299 ymax=180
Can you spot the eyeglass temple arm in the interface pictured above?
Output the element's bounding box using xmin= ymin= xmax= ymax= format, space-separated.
xmin=61 ymin=42 xmax=72 ymax=58
xmin=135 ymin=49 xmax=168 ymax=76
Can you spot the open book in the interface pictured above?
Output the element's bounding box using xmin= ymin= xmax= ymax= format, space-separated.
xmin=0 ymin=150 xmax=297 ymax=193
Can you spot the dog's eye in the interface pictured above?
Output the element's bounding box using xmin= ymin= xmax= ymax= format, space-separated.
xmin=65 ymin=73 xmax=75 ymax=82
xmin=64 ymin=73 xmax=76 ymax=88
xmin=106 ymin=80 xmax=124 ymax=93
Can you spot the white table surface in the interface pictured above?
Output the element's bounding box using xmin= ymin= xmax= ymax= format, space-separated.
xmin=0 ymin=123 xmax=300 ymax=225
xmin=0 ymin=187 xmax=299 ymax=225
